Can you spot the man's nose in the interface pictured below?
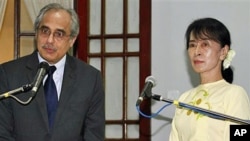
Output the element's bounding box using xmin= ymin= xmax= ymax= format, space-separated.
xmin=47 ymin=33 xmax=55 ymax=43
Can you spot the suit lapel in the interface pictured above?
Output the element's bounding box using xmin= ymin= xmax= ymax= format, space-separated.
xmin=26 ymin=52 xmax=50 ymax=129
xmin=54 ymin=55 xmax=76 ymax=124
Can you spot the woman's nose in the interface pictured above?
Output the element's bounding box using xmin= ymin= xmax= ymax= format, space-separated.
xmin=195 ymin=44 xmax=201 ymax=56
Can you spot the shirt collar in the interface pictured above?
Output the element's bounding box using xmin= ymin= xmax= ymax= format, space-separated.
xmin=37 ymin=52 xmax=66 ymax=73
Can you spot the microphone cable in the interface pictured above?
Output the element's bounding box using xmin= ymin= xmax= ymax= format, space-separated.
xmin=1 ymin=84 xmax=34 ymax=105
xmin=136 ymin=93 xmax=229 ymax=120
xmin=136 ymin=93 xmax=172 ymax=118
xmin=0 ymin=62 xmax=49 ymax=105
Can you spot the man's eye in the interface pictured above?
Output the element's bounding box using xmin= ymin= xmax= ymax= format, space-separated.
xmin=41 ymin=28 xmax=50 ymax=34
xmin=54 ymin=31 xmax=64 ymax=37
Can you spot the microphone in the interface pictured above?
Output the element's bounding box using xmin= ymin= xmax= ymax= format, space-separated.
xmin=30 ymin=62 xmax=49 ymax=97
xmin=136 ymin=76 xmax=156 ymax=106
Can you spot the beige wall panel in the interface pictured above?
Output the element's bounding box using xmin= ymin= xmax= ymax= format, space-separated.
xmin=0 ymin=0 xmax=14 ymax=63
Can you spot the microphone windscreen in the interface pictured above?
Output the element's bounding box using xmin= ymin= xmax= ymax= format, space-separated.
xmin=145 ymin=76 xmax=156 ymax=87
xmin=39 ymin=62 xmax=50 ymax=71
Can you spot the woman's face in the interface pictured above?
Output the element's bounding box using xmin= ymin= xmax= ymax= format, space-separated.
xmin=187 ymin=32 xmax=228 ymax=74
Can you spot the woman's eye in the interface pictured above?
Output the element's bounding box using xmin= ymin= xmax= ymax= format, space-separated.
xmin=189 ymin=43 xmax=196 ymax=48
xmin=201 ymin=42 xmax=209 ymax=47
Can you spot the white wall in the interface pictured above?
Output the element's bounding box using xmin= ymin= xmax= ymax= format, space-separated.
xmin=151 ymin=0 xmax=250 ymax=140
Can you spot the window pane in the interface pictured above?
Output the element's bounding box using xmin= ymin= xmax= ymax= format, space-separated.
xmin=105 ymin=125 xmax=123 ymax=138
xmin=89 ymin=39 xmax=101 ymax=53
xmin=20 ymin=36 xmax=34 ymax=57
xmin=90 ymin=0 xmax=101 ymax=35
xmin=127 ymin=124 xmax=139 ymax=138
xmin=105 ymin=0 xmax=123 ymax=34
xmin=21 ymin=0 xmax=33 ymax=32
xmin=127 ymin=57 xmax=139 ymax=120
xmin=105 ymin=39 xmax=123 ymax=53
xmin=105 ymin=57 xmax=123 ymax=120
xmin=127 ymin=38 xmax=139 ymax=52
xmin=128 ymin=0 xmax=139 ymax=33
xmin=89 ymin=58 xmax=101 ymax=71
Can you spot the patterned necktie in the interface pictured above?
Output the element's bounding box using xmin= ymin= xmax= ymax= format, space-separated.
xmin=44 ymin=66 xmax=58 ymax=129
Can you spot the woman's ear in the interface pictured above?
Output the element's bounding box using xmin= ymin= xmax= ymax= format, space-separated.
xmin=220 ymin=45 xmax=229 ymax=60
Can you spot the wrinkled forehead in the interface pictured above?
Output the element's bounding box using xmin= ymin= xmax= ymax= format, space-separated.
xmin=40 ymin=9 xmax=72 ymax=31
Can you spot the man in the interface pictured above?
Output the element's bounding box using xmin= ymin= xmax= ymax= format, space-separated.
xmin=0 ymin=3 xmax=105 ymax=141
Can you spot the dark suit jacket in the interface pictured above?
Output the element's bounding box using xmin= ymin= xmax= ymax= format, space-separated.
xmin=0 ymin=51 xmax=105 ymax=141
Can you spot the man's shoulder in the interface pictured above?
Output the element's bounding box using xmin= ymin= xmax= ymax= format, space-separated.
xmin=66 ymin=55 xmax=100 ymax=73
xmin=1 ymin=53 xmax=37 ymax=68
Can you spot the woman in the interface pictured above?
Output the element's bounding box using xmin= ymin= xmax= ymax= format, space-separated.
xmin=169 ymin=17 xmax=250 ymax=141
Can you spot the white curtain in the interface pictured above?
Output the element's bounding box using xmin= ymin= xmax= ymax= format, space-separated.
xmin=24 ymin=0 xmax=74 ymax=24
xmin=0 ymin=0 xmax=7 ymax=32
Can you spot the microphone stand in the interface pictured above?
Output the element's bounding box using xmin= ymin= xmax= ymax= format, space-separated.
xmin=0 ymin=84 xmax=33 ymax=104
xmin=152 ymin=94 xmax=250 ymax=125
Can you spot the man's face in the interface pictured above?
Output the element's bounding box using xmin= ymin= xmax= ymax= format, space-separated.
xmin=36 ymin=9 xmax=76 ymax=64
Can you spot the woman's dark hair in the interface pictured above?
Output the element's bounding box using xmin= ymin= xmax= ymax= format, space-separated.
xmin=185 ymin=17 xmax=233 ymax=83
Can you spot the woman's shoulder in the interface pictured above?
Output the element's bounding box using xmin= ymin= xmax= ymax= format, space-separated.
xmin=224 ymin=82 xmax=247 ymax=93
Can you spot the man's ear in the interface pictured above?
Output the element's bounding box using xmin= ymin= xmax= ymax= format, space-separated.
xmin=69 ymin=36 xmax=77 ymax=48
